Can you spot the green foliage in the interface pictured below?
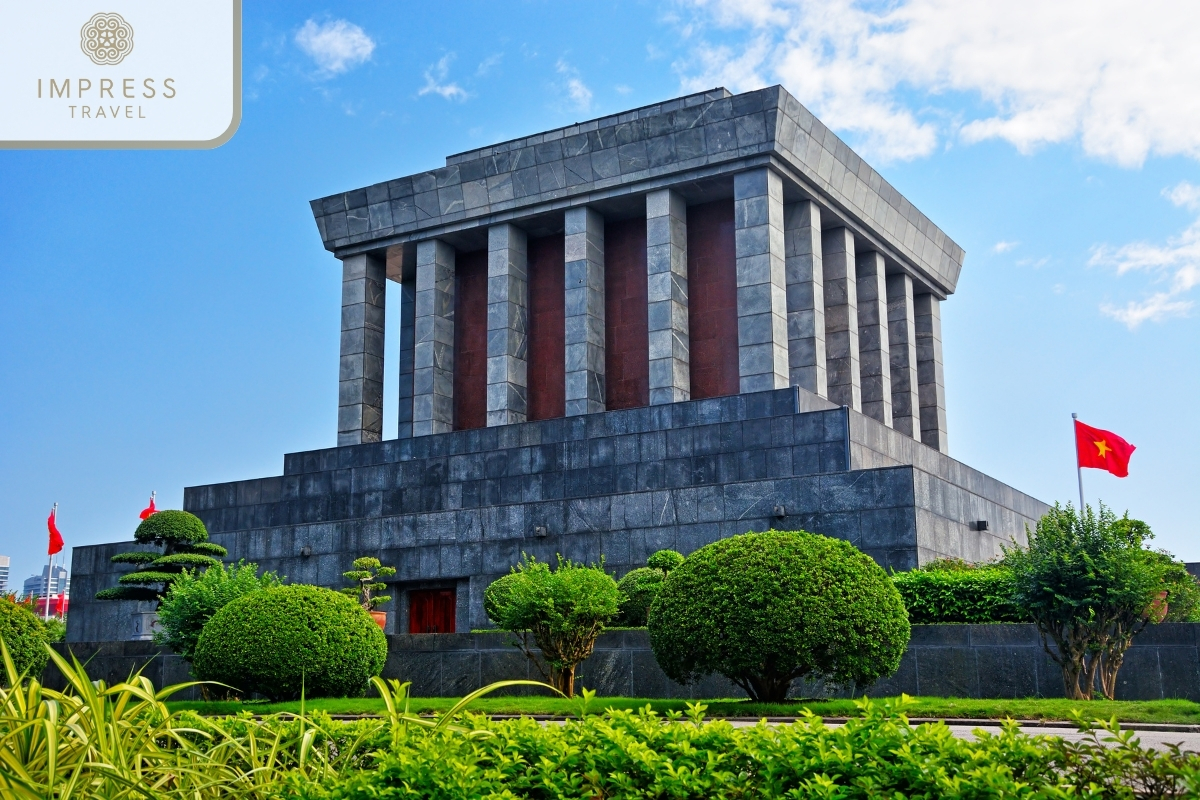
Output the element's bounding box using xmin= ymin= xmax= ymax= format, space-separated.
xmin=98 ymin=509 xmax=229 ymax=607
xmin=193 ymin=585 xmax=386 ymax=701
xmin=134 ymin=509 xmax=210 ymax=545
xmin=646 ymin=548 xmax=684 ymax=572
xmin=6 ymin=650 xmax=1200 ymax=799
xmin=484 ymin=555 xmax=621 ymax=697
xmin=892 ymin=566 xmax=1027 ymax=623
xmin=340 ymin=556 xmax=396 ymax=611
xmin=0 ymin=598 xmax=51 ymax=685
xmin=154 ymin=560 xmax=284 ymax=663
xmin=615 ymin=567 xmax=664 ymax=626
xmin=1154 ymin=551 xmax=1200 ymax=622
xmin=649 ymin=530 xmax=910 ymax=702
xmin=42 ymin=617 xmax=66 ymax=644
xmin=1004 ymin=503 xmax=1169 ymax=700
xmin=289 ymin=697 xmax=1200 ymax=800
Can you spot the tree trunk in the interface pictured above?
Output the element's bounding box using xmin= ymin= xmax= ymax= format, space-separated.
xmin=747 ymin=674 xmax=792 ymax=703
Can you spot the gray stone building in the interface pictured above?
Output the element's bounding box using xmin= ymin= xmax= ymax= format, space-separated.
xmin=68 ymin=86 xmax=1047 ymax=643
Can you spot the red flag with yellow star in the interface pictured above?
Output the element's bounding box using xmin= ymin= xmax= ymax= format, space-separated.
xmin=1074 ymin=420 xmax=1135 ymax=478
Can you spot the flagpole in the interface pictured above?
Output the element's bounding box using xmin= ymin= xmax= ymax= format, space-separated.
xmin=44 ymin=503 xmax=56 ymax=622
xmin=1071 ymin=413 xmax=1085 ymax=514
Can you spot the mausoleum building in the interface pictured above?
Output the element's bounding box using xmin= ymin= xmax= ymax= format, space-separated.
xmin=67 ymin=86 xmax=1047 ymax=642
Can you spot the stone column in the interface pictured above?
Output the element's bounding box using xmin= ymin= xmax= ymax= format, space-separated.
xmin=396 ymin=277 xmax=417 ymax=439
xmin=783 ymin=200 xmax=827 ymax=397
xmin=413 ymin=239 xmax=455 ymax=437
xmin=486 ymin=223 xmax=529 ymax=426
xmin=855 ymin=251 xmax=892 ymax=426
xmin=915 ymin=293 xmax=949 ymax=453
xmin=821 ymin=227 xmax=861 ymax=411
xmin=646 ymin=190 xmax=690 ymax=404
xmin=338 ymin=253 xmax=385 ymax=446
xmin=734 ymin=168 xmax=788 ymax=393
xmin=886 ymin=272 xmax=921 ymax=438
xmin=564 ymin=207 xmax=605 ymax=416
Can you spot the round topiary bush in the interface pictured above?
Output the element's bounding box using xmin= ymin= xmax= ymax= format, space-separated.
xmin=192 ymin=585 xmax=386 ymax=700
xmin=648 ymin=530 xmax=910 ymax=702
xmin=616 ymin=568 xmax=665 ymax=627
xmin=0 ymin=599 xmax=50 ymax=686
xmin=134 ymin=510 xmax=209 ymax=545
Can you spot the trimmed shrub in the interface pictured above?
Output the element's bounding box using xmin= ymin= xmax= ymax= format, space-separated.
xmin=154 ymin=561 xmax=283 ymax=663
xmin=193 ymin=585 xmax=385 ymax=700
xmin=892 ymin=567 xmax=1026 ymax=623
xmin=0 ymin=597 xmax=50 ymax=685
xmin=484 ymin=555 xmax=621 ymax=697
xmin=648 ymin=530 xmax=910 ymax=702
xmin=616 ymin=550 xmax=684 ymax=627
xmin=616 ymin=568 xmax=664 ymax=627
xmin=96 ymin=510 xmax=228 ymax=604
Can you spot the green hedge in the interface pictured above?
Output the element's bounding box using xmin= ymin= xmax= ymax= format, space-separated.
xmin=649 ymin=531 xmax=909 ymax=702
xmin=892 ymin=567 xmax=1027 ymax=624
xmin=0 ymin=598 xmax=51 ymax=685
xmin=193 ymin=585 xmax=385 ymax=700
xmin=283 ymin=699 xmax=1200 ymax=799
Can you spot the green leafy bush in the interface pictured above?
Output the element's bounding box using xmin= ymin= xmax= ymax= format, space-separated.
xmin=892 ymin=566 xmax=1026 ymax=623
xmin=615 ymin=550 xmax=683 ymax=627
xmin=95 ymin=510 xmax=228 ymax=604
xmin=0 ymin=597 xmax=51 ymax=685
xmin=193 ymin=585 xmax=385 ymax=701
xmin=340 ymin=556 xmax=395 ymax=610
xmin=154 ymin=561 xmax=283 ymax=663
xmin=484 ymin=555 xmax=621 ymax=697
xmin=1004 ymin=503 xmax=1169 ymax=700
xmin=288 ymin=698 xmax=1200 ymax=800
xmin=649 ymin=530 xmax=910 ymax=702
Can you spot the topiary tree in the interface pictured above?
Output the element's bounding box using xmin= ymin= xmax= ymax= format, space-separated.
xmin=616 ymin=549 xmax=684 ymax=627
xmin=154 ymin=560 xmax=283 ymax=664
xmin=340 ymin=556 xmax=396 ymax=610
xmin=648 ymin=530 xmax=910 ymax=703
xmin=192 ymin=584 xmax=386 ymax=701
xmin=1004 ymin=503 xmax=1170 ymax=700
xmin=95 ymin=510 xmax=227 ymax=604
xmin=0 ymin=596 xmax=52 ymax=686
xmin=484 ymin=555 xmax=621 ymax=697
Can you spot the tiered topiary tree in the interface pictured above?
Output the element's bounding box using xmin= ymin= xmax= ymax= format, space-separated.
xmin=95 ymin=510 xmax=227 ymax=604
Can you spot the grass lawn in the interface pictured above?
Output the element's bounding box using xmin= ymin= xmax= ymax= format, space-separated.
xmin=167 ymin=694 xmax=1200 ymax=724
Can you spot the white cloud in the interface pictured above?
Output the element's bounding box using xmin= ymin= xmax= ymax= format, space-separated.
xmin=615 ymin=84 xmax=634 ymax=95
xmin=557 ymin=60 xmax=593 ymax=113
xmin=476 ymin=53 xmax=503 ymax=77
xmin=295 ymin=19 xmax=375 ymax=75
xmin=674 ymin=0 xmax=1200 ymax=166
xmin=992 ymin=241 xmax=1019 ymax=254
xmin=1093 ymin=181 xmax=1200 ymax=329
xmin=419 ymin=54 xmax=468 ymax=101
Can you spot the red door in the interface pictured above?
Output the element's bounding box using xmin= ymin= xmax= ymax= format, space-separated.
xmin=408 ymin=589 xmax=456 ymax=633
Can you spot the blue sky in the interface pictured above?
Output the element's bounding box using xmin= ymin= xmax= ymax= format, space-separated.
xmin=2 ymin=0 xmax=1198 ymax=586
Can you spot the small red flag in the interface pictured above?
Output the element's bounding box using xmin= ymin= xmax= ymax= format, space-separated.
xmin=139 ymin=493 xmax=157 ymax=520
xmin=1075 ymin=420 xmax=1136 ymax=478
xmin=47 ymin=507 xmax=64 ymax=555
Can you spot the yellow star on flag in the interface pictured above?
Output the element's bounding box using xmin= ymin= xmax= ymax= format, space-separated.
xmin=1093 ymin=439 xmax=1111 ymax=458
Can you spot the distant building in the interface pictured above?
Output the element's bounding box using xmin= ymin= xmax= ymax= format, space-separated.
xmin=22 ymin=563 xmax=69 ymax=598
xmin=0 ymin=555 xmax=9 ymax=593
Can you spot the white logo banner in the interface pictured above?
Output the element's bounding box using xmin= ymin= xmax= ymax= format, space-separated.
xmin=0 ymin=1 xmax=241 ymax=148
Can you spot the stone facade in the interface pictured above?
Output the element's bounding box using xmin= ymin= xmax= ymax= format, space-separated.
xmin=50 ymin=623 xmax=1200 ymax=702
xmin=67 ymin=86 xmax=1046 ymax=645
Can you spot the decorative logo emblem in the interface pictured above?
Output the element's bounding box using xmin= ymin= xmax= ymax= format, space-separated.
xmin=80 ymin=13 xmax=133 ymax=65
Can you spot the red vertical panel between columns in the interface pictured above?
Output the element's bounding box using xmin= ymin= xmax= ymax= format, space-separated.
xmin=527 ymin=233 xmax=566 ymax=420
xmin=687 ymin=199 xmax=739 ymax=399
xmin=604 ymin=217 xmax=650 ymax=410
xmin=453 ymin=249 xmax=488 ymax=430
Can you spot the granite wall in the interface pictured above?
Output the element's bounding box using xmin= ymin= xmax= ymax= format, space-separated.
xmin=48 ymin=623 xmax=1200 ymax=702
